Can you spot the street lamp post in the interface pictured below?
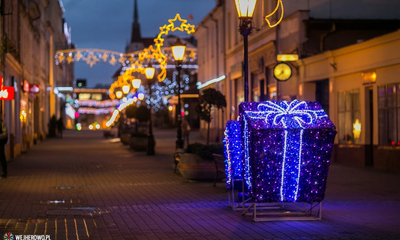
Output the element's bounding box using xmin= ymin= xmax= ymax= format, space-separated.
xmin=234 ymin=0 xmax=258 ymax=213
xmin=171 ymin=38 xmax=186 ymax=149
xmin=235 ymin=0 xmax=257 ymax=102
xmin=145 ymin=63 xmax=156 ymax=155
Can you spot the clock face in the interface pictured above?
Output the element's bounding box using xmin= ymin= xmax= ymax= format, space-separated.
xmin=273 ymin=63 xmax=292 ymax=81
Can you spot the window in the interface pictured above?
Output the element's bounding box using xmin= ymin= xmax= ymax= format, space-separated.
xmin=251 ymin=72 xmax=259 ymax=102
xmin=378 ymin=84 xmax=400 ymax=146
xmin=227 ymin=12 xmax=231 ymax=49
xmin=235 ymin=78 xmax=244 ymax=109
xmin=338 ymin=89 xmax=361 ymax=144
xmin=234 ymin=17 xmax=238 ymax=45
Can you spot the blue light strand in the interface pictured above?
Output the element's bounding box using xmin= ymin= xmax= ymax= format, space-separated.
xmin=245 ymin=100 xmax=329 ymax=129
xmin=223 ymin=121 xmax=244 ymax=189
xmin=280 ymin=130 xmax=288 ymax=202
xmin=243 ymin=115 xmax=252 ymax=190
xmin=294 ymin=129 xmax=303 ymax=201
xmin=223 ymin=128 xmax=231 ymax=188
xmin=280 ymin=129 xmax=303 ymax=201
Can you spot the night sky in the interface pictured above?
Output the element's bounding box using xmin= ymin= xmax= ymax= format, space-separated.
xmin=62 ymin=0 xmax=216 ymax=88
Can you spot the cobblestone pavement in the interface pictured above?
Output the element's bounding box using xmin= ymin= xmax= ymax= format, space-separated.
xmin=0 ymin=128 xmax=400 ymax=240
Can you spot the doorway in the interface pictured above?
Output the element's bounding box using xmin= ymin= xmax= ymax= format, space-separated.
xmin=315 ymin=79 xmax=329 ymax=115
xmin=365 ymin=87 xmax=374 ymax=167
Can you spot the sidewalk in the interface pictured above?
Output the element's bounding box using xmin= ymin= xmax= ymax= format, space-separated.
xmin=0 ymin=127 xmax=399 ymax=240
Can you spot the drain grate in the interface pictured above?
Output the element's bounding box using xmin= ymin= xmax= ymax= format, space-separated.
xmin=55 ymin=186 xmax=82 ymax=190
xmin=17 ymin=219 xmax=47 ymax=224
xmin=46 ymin=207 xmax=109 ymax=216
xmin=69 ymin=207 xmax=97 ymax=210
xmin=46 ymin=209 xmax=83 ymax=216
xmin=46 ymin=200 xmax=65 ymax=204
xmin=35 ymin=199 xmax=85 ymax=205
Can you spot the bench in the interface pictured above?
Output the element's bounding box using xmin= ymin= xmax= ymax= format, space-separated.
xmin=173 ymin=148 xmax=185 ymax=173
xmin=212 ymin=154 xmax=226 ymax=187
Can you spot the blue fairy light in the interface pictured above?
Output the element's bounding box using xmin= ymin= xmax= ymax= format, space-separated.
xmin=224 ymin=121 xmax=246 ymax=189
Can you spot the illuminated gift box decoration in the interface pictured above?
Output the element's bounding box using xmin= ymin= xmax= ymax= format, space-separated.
xmin=239 ymin=100 xmax=336 ymax=203
xmin=224 ymin=120 xmax=247 ymax=190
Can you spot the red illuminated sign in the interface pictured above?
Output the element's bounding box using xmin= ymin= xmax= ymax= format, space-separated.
xmin=0 ymin=86 xmax=15 ymax=100
xmin=21 ymin=80 xmax=40 ymax=93
xmin=22 ymin=80 xmax=30 ymax=92
xmin=30 ymin=84 xmax=40 ymax=93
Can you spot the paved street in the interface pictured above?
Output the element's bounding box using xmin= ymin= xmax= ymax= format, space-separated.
xmin=1 ymin=128 xmax=400 ymax=240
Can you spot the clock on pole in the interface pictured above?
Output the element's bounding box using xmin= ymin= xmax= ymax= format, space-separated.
xmin=273 ymin=62 xmax=292 ymax=81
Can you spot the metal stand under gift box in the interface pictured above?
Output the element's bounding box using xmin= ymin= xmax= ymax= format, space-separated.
xmin=238 ymin=100 xmax=336 ymax=222
xmin=224 ymin=120 xmax=282 ymax=212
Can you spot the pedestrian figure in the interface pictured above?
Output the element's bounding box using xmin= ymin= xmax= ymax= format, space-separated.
xmin=181 ymin=118 xmax=190 ymax=148
xmin=0 ymin=116 xmax=8 ymax=179
xmin=57 ymin=117 xmax=64 ymax=138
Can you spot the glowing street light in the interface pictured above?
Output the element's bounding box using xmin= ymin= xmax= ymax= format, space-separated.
xmin=234 ymin=0 xmax=257 ymax=102
xmin=138 ymin=93 xmax=145 ymax=100
xmin=132 ymin=78 xmax=141 ymax=89
xmin=115 ymin=91 xmax=123 ymax=99
xmin=171 ymin=37 xmax=186 ymax=62
xmin=145 ymin=64 xmax=155 ymax=79
xmin=235 ymin=0 xmax=257 ymax=19
xmin=122 ymin=85 xmax=130 ymax=94
xmin=171 ymin=37 xmax=186 ymax=149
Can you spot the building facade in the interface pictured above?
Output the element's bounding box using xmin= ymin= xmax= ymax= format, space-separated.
xmin=299 ymin=30 xmax=400 ymax=171
xmin=195 ymin=0 xmax=400 ymax=171
xmin=1 ymin=0 xmax=73 ymax=160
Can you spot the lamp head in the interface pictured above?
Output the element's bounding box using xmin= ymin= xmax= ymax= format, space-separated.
xmin=115 ymin=91 xmax=123 ymax=99
xmin=235 ymin=0 xmax=257 ymax=19
xmin=145 ymin=63 xmax=156 ymax=79
xmin=132 ymin=78 xmax=141 ymax=89
xmin=122 ymin=85 xmax=130 ymax=94
xmin=171 ymin=37 xmax=186 ymax=61
xmin=138 ymin=93 xmax=145 ymax=100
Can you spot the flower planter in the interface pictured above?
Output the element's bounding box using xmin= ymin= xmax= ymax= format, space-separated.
xmin=178 ymin=153 xmax=226 ymax=181
xmin=129 ymin=136 xmax=151 ymax=151
xmin=120 ymin=133 xmax=131 ymax=145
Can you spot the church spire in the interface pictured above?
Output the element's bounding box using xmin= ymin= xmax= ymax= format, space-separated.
xmin=134 ymin=0 xmax=138 ymax=24
xmin=131 ymin=0 xmax=141 ymax=43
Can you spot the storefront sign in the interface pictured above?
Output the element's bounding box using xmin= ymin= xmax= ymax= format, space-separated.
xmin=21 ymin=80 xmax=40 ymax=93
xmin=0 ymin=86 xmax=15 ymax=100
xmin=22 ymin=80 xmax=30 ymax=92
xmin=362 ymin=71 xmax=376 ymax=85
xmin=30 ymin=84 xmax=40 ymax=93
xmin=277 ymin=54 xmax=299 ymax=62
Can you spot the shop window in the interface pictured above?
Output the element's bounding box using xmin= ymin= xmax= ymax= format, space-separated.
xmin=251 ymin=73 xmax=259 ymax=102
xmin=235 ymin=77 xmax=244 ymax=108
xmin=378 ymin=84 xmax=400 ymax=146
xmin=338 ymin=89 xmax=361 ymax=144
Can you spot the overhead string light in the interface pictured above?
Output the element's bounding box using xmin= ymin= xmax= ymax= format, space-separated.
xmin=106 ymin=98 xmax=136 ymax=127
